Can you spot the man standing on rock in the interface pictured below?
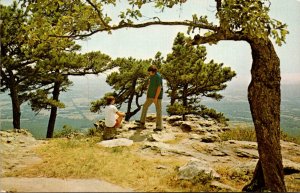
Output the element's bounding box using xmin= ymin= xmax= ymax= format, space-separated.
xmin=138 ymin=65 xmax=163 ymax=132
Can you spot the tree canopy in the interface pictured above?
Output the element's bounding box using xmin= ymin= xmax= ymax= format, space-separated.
xmin=90 ymin=57 xmax=150 ymax=121
xmin=161 ymin=32 xmax=236 ymax=121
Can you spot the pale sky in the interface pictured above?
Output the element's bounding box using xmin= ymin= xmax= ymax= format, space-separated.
xmin=77 ymin=0 xmax=300 ymax=85
xmin=2 ymin=0 xmax=300 ymax=85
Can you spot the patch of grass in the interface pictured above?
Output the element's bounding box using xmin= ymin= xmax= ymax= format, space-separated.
xmin=215 ymin=165 xmax=252 ymax=190
xmin=165 ymin=133 xmax=188 ymax=144
xmin=219 ymin=126 xmax=256 ymax=142
xmin=53 ymin=125 xmax=81 ymax=138
xmin=6 ymin=137 xmax=223 ymax=192
xmin=280 ymin=130 xmax=300 ymax=145
xmin=285 ymin=174 xmax=300 ymax=192
xmin=220 ymin=125 xmax=300 ymax=144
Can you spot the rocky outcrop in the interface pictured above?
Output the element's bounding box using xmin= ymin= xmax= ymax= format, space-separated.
xmin=2 ymin=114 xmax=300 ymax=192
xmin=91 ymin=114 xmax=300 ymax=190
xmin=0 ymin=129 xmax=45 ymax=176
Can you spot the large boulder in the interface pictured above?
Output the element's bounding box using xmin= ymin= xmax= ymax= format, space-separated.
xmin=178 ymin=158 xmax=220 ymax=180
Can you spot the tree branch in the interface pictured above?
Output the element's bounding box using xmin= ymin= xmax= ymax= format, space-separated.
xmin=192 ymin=30 xmax=246 ymax=45
xmin=50 ymin=20 xmax=218 ymax=38
xmin=85 ymin=0 xmax=111 ymax=29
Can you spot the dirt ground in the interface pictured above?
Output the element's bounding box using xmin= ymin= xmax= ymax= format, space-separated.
xmin=0 ymin=177 xmax=133 ymax=192
xmin=0 ymin=130 xmax=133 ymax=192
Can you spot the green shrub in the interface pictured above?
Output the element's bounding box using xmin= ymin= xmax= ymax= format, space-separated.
xmin=199 ymin=107 xmax=229 ymax=125
xmin=53 ymin=125 xmax=81 ymax=138
xmin=87 ymin=127 xmax=103 ymax=137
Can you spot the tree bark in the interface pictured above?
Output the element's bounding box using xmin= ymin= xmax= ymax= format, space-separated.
xmin=8 ymin=73 xmax=21 ymax=129
xmin=244 ymin=38 xmax=286 ymax=191
xmin=10 ymin=84 xmax=21 ymax=129
xmin=46 ymin=81 xmax=61 ymax=138
xmin=170 ymin=89 xmax=176 ymax=105
xmin=125 ymin=81 xmax=136 ymax=121
xmin=182 ymin=84 xmax=188 ymax=121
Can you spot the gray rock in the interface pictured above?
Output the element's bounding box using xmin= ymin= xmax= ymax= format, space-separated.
xmin=145 ymin=113 xmax=157 ymax=122
xmin=189 ymin=133 xmax=202 ymax=140
xmin=166 ymin=115 xmax=182 ymax=124
xmin=156 ymin=165 xmax=168 ymax=169
xmin=97 ymin=138 xmax=133 ymax=147
xmin=234 ymin=148 xmax=259 ymax=159
xmin=143 ymin=142 xmax=193 ymax=157
xmin=148 ymin=133 xmax=175 ymax=142
xmin=180 ymin=123 xmax=193 ymax=132
xmin=201 ymin=134 xmax=221 ymax=143
xmin=210 ymin=181 xmax=239 ymax=191
xmin=170 ymin=120 xmax=184 ymax=127
xmin=227 ymin=140 xmax=257 ymax=149
xmin=235 ymin=159 xmax=258 ymax=173
xmin=178 ymin=158 xmax=220 ymax=180
xmin=283 ymin=159 xmax=300 ymax=174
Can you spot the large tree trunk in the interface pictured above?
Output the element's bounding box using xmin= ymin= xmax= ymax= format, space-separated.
xmin=46 ymin=81 xmax=61 ymax=138
xmin=10 ymin=87 xmax=21 ymax=129
xmin=125 ymin=81 xmax=136 ymax=121
xmin=244 ymin=38 xmax=286 ymax=191
xmin=170 ymin=89 xmax=176 ymax=105
xmin=8 ymin=74 xmax=21 ymax=129
xmin=182 ymin=84 xmax=188 ymax=121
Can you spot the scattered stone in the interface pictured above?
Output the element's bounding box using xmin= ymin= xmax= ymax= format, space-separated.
xmin=166 ymin=115 xmax=182 ymax=124
xmin=201 ymin=134 xmax=221 ymax=143
xmin=180 ymin=123 xmax=193 ymax=132
xmin=227 ymin=140 xmax=257 ymax=149
xmin=97 ymin=138 xmax=133 ymax=147
xmin=156 ymin=165 xmax=168 ymax=169
xmin=234 ymin=148 xmax=258 ymax=159
xmin=283 ymin=159 xmax=300 ymax=175
xmin=189 ymin=133 xmax=202 ymax=140
xmin=210 ymin=181 xmax=239 ymax=191
xmin=145 ymin=113 xmax=157 ymax=122
xmin=148 ymin=133 xmax=175 ymax=142
xmin=142 ymin=142 xmax=193 ymax=157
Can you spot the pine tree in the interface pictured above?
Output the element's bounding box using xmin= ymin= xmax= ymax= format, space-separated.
xmin=161 ymin=33 xmax=236 ymax=121
xmin=29 ymin=51 xmax=111 ymax=138
xmin=90 ymin=57 xmax=149 ymax=121
xmin=0 ymin=3 xmax=74 ymax=129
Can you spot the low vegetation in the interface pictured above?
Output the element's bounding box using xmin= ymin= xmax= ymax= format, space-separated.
xmin=5 ymin=137 xmax=222 ymax=192
xmin=220 ymin=125 xmax=300 ymax=145
xmin=3 ymin=123 xmax=299 ymax=192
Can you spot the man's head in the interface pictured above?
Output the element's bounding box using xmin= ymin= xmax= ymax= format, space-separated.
xmin=106 ymin=96 xmax=115 ymax=105
xmin=147 ymin=65 xmax=158 ymax=76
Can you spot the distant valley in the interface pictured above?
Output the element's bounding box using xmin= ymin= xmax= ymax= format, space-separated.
xmin=1 ymin=75 xmax=299 ymax=138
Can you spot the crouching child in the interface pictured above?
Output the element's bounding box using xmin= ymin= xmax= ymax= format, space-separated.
xmin=103 ymin=96 xmax=125 ymax=140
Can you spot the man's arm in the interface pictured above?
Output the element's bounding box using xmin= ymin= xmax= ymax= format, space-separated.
xmin=153 ymin=85 xmax=161 ymax=104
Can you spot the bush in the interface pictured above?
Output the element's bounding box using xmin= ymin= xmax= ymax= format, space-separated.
xmin=53 ymin=125 xmax=81 ymax=138
xmin=199 ymin=107 xmax=229 ymax=125
xmin=87 ymin=127 xmax=103 ymax=137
